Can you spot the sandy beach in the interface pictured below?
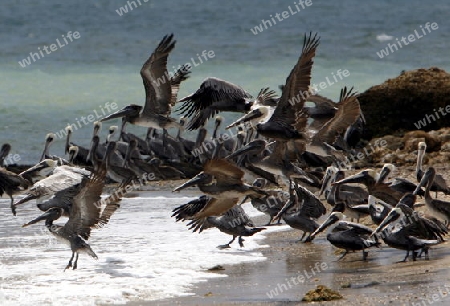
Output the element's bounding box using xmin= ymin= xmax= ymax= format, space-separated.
xmin=126 ymin=168 xmax=450 ymax=306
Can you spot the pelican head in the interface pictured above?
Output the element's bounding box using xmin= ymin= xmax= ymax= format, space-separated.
xmin=252 ymin=178 xmax=267 ymax=189
xmin=45 ymin=133 xmax=56 ymax=144
xmin=372 ymin=207 xmax=402 ymax=236
xmin=65 ymin=125 xmax=73 ymax=134
xmin=93 ymin=121 xmax=102 ymax=136
xmin=68 ymin=145 xmax=79 ymax=163
xmin=172 ymin=172 xmax=213 ymax=192
xmin=19 ymin=159 xmax=57 ymax=182
xmin=100 ymin=104 xmax=142 ymax=122
xmin=307 ymin=212 xmax=344 ymax=242
xmin=418 ymin=141 xmax=427 ymax=151
xmin=378 ymin=163 xmax=396 ymax=183
xmin=107 ymin=126 xmax=118 ymax=142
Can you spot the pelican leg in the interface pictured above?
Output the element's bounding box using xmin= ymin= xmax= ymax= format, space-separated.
xmin=73 ymin=252 xmax=79 ymax=270
xmin=64 ymin=252 xmax=75 ymax=271
xmin=9 ymin=195 xmax=16 ymax=216
xmin=412 ymin=251 xmax=418 ymax=261
xmin=297 ymin=231 xmax=307 ymax=242
xmin=424 ymin=248 xmax=430 ymax=260
xmin=238 ymin=237 xmax=245 ymax=248
xmin=399 ymin=250 xmax=410 ymax=262
xmin=362 ymin=250 xmax=369 ymax=261
xmin=218 ymin=236 xmax=237 ymax=249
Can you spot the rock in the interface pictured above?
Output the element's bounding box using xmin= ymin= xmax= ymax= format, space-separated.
xmin=359 ymin=67 xmax=450 ymax=139
xmin=302 ymin=285 xmax=343 ymax=302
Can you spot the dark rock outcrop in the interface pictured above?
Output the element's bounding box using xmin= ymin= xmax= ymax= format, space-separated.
xmin=359 ymin=67 xmax=450 ymax=139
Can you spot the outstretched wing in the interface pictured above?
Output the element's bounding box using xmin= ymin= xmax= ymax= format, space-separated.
xmin=203 ymin=159 xmax=244 ymax=185
xmin=268 ymin=32 xmax=320 ymax=128
xmin=141 ymin=34 xmax=176 ymax=116
xmin=170 ymin=64 xmax=191 ymax=105
xmin=312 ymin=87 xmax=361 ymax=145
xmin=178 ymin=77 xmax=252 ymax=130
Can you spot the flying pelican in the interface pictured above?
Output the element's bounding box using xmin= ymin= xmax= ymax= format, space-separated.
xmin=306 ymin=212 xmax=379 ymax=261
xmin=416 ymin=142 xmax=450 ymax=196
xmin=174 ymin=199 xmax=265 ymax=249
xmin=101 ymin=34 xmax=185 ymax=131
xmin=12 ymin=162 xmax=91 ymax=215
xmin=225 ymin=87 xmax=277 ymax=131
xmin=22 ymin=167 xmax=121 ymax=270
xmin=414 ymin=167 xmax=450 ymax=225
xmin=173 ymin=159 xmax=267 ymax=218
xmin=371 ymin=198 xmax=447 ymax=261
xmin=177 ymin=77 xmax=253 ymax=130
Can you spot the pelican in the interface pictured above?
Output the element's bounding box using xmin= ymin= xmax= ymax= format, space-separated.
xmin=306 ymin=212 xmax=379 ymax=261
xmin=416 ymin=142 xmax=450 ymax=196
xmin=371 ymin=199 xmax=447 ymax=261
xmin=331 ymin=180 xmax=369 ymax=223
xmin=333 ymin=168 xmax=404 ymax=205
xmin=101 ymin=34 xmax=185 ymax=131
xmin=19 ymin=159 xmax=58 ymax=183
xmin=12 ymin=162 xmax=91 ymax=215
xmin=321 ymin=169 xmax=368 ymax=206
xmin=22 ymin=167 xmax=121 ymax=270
xmin=174 ymin=200 xmax=265 ymax=249
xmin=378 ymin=163 xmax=424 ymax=196
xmin=173 ymin=159 xmax=267 ymax=218
xmin=64 ymin=126 xmax=91 ymax=166
xmin=178 ymin=77 xmax=253 ymax=130
xmin=0 ymin=167 xmax=29 ymax=213
xmin=414 ymin=167 xmax=450 ymax=225
xmin=274 ymin=182 xmax=326 ymax=241
xmin=225 ymin=87 xmax=277 ymax=130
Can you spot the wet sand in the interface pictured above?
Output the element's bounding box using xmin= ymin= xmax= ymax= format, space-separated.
xmin=127 ymin=167 xmax=450 ymax=306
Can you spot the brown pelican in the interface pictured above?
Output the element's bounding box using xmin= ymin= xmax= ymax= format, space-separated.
xmin=173 ymin=159 xmax=267 ymax=217
xmin=416 ymin=142 xmax=450 ymax=196
xmin=174 ymin=199 xmax=265 ymax=249
xmin=331 ymin=180 xmax=369 ymax=223
xmin=414 ymin=167 xmax=450 ymax=225
xmin=64 ymin=126 xmax=91 ymax=166
xmin=104 ymin=141 xmax=137 ymax=187
xmin=333 ymin=168 xmax=403 ymax=205
xmin=255 ymin=33 xmax=319 ymax=146
xmin=39 ymin=133 xmax=68 ymax=164
xmin=306 ymin=212 xmax=379 ymax=261
xmin=320 ymin=168 xmax=368 ymax=206
xmin=273 ymin=182 xmax=326 ymax=241
xmin=225 ymin=87 xmax=277 ymax=131
xmin=22 ymin=167 xmax=121 ymax=270
xmin=101 ymin=34 xmax=185 ymax=131
xmin=0 ymin=167 xmax=29 ymax=214
xmin=371 ymin=198 xmax=447 ymax=261
xmin=378 ymin=163 xmax=424 ymax=196
xmin=12 ymin=162 xmax=91 ymax=215
xmin=19 ymin=159 xmax=58 ymax=183
xmin=178 ymin=77 xmax=253 ymax=130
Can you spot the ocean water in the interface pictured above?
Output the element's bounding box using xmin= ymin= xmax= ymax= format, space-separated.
xmin=0 ymin=193 xmax=291 ymax=305
xmin=1 ymin=1 xmax=450 ymax=304
xmin=1 ymin=0 xmax=450 ymax=164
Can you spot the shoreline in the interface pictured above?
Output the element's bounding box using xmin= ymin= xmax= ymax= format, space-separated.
xmin=127 ymin=221 xmax=450 ymax=306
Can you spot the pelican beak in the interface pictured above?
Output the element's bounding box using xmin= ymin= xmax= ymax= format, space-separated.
xmin=306 ymin=213 xmax=339 ymax=242
xmin=226 ymin=142 xmax=258 ymax=160
xmin=225 ymin=109 xmax=262 ymax=129
xmin=334 ymin=171 xmax=368 ymax=185
xmin=172 ymin=172 xmax=210 ymax=192
xmin=371 ymin=209 xmax=399 ymax=236
xmin=100 ymin=105 xmax=139 ymax=122
xmin=22 ymin=210 xmax=55 ymax=227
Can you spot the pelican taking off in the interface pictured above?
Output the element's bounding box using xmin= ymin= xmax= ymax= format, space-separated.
xmin=101 ymin=34 xmax=188 ymax=130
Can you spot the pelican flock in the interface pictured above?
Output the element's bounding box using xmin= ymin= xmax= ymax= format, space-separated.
xmin=2 ymin=32 xmax=450 ymax=283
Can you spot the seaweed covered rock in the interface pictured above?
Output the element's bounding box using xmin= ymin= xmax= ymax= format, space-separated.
xmin=359 ymin=67 xmax=450 ymax=139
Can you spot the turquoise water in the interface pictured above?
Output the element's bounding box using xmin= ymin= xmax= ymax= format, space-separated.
xmin=1 ymin=0 xmax=449 ymax=163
